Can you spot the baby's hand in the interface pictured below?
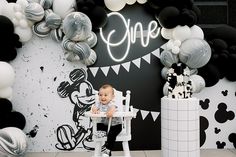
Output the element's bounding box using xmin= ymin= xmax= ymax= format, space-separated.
xmin=91 ymin=106 xmax=100 ymax=114
xmin=106 ymin=106 xmax=116 ymax=118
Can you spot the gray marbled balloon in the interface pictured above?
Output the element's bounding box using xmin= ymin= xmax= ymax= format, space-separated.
xmin=84 ymin=31 xmax=97 ymax=48
xmin=61 ymin=36 xmax=75 ymax=51
xmin=72 ymin=42 xmax=91 ymax=60
xmin=45 ymin=9 xmax=62 ymax=29
xmin=50 ymin=28 xmax=64 ymax=42
xmin=179 ymin=38 xmax=211 ymax=69
xmin=32 ymin=21 xmax=51 ymax=37
xmin=62 ymin=12 xmax=92 ymax=41
xmin=83 ymin=49 xmax=97 ymax=66
xmin=40 ymin=0 xmax=53 ymax=9
xmin=25 ymin=2 xmax=44 ymax=22
xmin=0 ymin=127 xmax=27 ymax=156
xmin=160 ymin=50 xmax=179 ymax=68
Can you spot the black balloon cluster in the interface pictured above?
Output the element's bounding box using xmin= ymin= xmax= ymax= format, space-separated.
xmin=0 ymin=15 xmax=22 ymax=62
xmin=199 ymin=25 xmax=236 ymax=86
xmin=76 ymin=0 xmax=107 ymax=30
xmin=147 ymin=0 xmax=201 ymax=29
xmin=0 ymin=98 xmax=26 ymax=130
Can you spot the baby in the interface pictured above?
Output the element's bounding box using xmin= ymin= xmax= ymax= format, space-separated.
xmin=91 ymin=84 xmax=122 ymax=157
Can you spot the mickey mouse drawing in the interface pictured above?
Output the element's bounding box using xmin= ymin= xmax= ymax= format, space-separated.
xmin=55 ymin=68 xmax=95 ymax=151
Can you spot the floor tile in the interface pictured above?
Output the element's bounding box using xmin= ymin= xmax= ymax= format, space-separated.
xmin=56 ymin=151 xmax=93 ymax=157
xmin=24 ymin=152 xmax=57 ymax=157
xmin=201 ymin=149 xmax=236 ymax=157
xmin=144 ymin=150 xmax=161 ymax=157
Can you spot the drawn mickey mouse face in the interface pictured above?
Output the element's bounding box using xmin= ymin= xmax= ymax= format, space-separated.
xmin=70 ymin=82 xmax=95 ymax=107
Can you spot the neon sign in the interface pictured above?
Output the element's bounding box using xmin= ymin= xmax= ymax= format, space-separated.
xmin=100 ymin=12 xmax=160 ymax=62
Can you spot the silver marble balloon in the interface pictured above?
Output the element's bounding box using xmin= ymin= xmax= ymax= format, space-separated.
xmin=62 ymin=12 xmax=92 ymax=41
xmin=50 ymin=28 xmax=64 ymax=42
xmin=25 ymin=2 xmax=44 ymax=22
xmin=72 ymin=42 xmax=91 ymax=60
xmin=84 ymin=31 xmax=97 ymax=48
xmin=179 ymin=38 xmax=212 ymax=69
xmin=0 ymin=127 xmax=27 ymax=156
xmin=83 ymin=49 xmax=97 ymax=66
xmin=61 ymin=37 xmax=75 ymax=51
xmin=160 ymin=50 xmax=179 ymax=68
xmin=45 ymin=9 xmax=62 ymax=29
xmin=40 ymin=0 xmax=53 ymax=9
xmin=32 ymin=21 xmax=51 ymax=37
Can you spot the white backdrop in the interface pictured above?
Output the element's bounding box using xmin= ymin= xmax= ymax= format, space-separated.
xmin=10 ymin=35 xmax=236 ymax=152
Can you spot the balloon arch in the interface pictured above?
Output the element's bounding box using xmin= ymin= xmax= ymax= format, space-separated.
xmin=1 ymin=0 xmax=236 ymax=155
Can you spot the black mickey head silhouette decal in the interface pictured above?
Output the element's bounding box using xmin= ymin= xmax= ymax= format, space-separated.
xmin=216 ymin=141 xmax=226 ymax=149
xmin=221 ymin=90 xmax=228 ymax=96
xmin=229 ymin=133 xmax=236 ymax=148
xmin=199 ymin=98 xmax=210 ymax=110
xmin=214 ymin=127 xmax=221 ymax=134
xmin=214 ymin=102 xmax=235 ymax=123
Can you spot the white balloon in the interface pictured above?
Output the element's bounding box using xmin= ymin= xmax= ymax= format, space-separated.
xmin=0 ymin=0 xmax=8 ymax=15
xmin=15 ymin=26 xmax=32 ymax=42
xmin=190 ymin=25 xmax=204 ymax=39
xmin=16 ymin=0 xmax=29 ymax=10
xmin=163 ymin=82 xmax=169 ymax=96
xmin=0 ymin=87 xmax=12 ymax=99
xmin=1 ymin=3 xmax=17 ymax=20
xmin=137 ymin=0 xmax=147 ymax=4
xmin=104 ymin=0 xmax=126 ymax=12
xmin=161 ymin=67 xmax=169 ymax=80
xmin=172 ymin=25 xmax=191 ymax=42
xmin=161 ymin=27 xmax=173 ymax=40
xmin=52 ymin=0 xmax=76 ymax=19
xmin=190 ymin=74 xmax=205 ymax=93
xmin=0 ymin=62 xmax=15 ymax=88
xmin=125 ymin=0 xmax=136 ymax=5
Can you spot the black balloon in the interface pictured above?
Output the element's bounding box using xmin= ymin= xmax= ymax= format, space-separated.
xmin=4 ymin=112 xmax=26 ymax=130
xmin=157 ymin=6 xmax=179 ymax=28
xmin=0 ymin=98 xmax=12 ymax=115
xmin=198 ymin=63 xmax=220 ymax=87
xmin=89 ymin=6 xmax=107 ymax=30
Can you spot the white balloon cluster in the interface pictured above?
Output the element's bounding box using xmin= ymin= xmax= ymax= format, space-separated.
xmin=0 ymin=62 xmax=15 ymax=100
xmin=160 ymin=24 xmax=211 ymax=96
xmin=104 ymin=0 xmax=147 ymax=12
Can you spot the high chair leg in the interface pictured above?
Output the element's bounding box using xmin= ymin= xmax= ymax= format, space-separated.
xmin=94 ymin=141 xmax=102 ymax=157
xmin=122 ymin=141 xmax=131 ymax=157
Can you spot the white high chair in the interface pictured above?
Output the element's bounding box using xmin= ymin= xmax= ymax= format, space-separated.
xmin=84 ymin=89 xmax=136 ymax=157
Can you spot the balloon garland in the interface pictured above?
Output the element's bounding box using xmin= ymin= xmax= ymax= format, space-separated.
xmin=1 ymin=0 xmax=236 ymax=154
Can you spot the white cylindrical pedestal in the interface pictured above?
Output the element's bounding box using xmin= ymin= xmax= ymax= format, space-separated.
xmin=161 ymin=96 xmax=200 ymax=157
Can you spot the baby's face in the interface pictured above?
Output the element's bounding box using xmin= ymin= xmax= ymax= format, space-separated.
xmin=98 ymin=87 xmax=114 ymax=105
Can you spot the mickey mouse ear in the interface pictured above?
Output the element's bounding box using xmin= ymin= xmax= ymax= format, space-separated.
xmin=69 ymin=69 xmax=87 ymax=82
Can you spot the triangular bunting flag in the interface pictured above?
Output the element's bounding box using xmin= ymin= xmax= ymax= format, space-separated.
xmin=132 ymin=58 xmax=141 ymax=68
xmin=142 ymin=54 xmax=151 ymax=64
xmin=161 ymin=43 xmax=167 ymax=49
xmin=121 ymin=62 xmax=131 ymax=72
xmin=89 ymin=67 xmax=99 ymax=77
xmin=111 ymin=64 xmax=121 ymax=75
xmin=150 ymin=111 xmax=160 ymax=122
xmin=133 ymin=108 xmax=139 ymax=115
xmin=140 ymin=110 xmax=149 ymax=120
xmin=100 ymin=66 xmax=110 ymax=76
xmin=151 ymin=48 xmax=160 ymax=58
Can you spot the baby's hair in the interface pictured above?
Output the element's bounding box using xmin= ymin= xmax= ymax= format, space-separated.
xmin=100 ymin=84 xmax=114 ymax=95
